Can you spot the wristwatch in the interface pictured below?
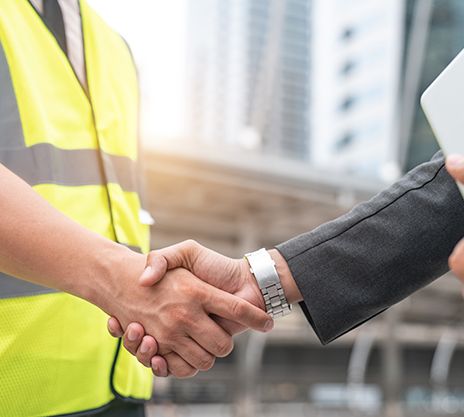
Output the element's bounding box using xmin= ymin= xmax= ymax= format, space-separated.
xmin=244 ymin=248 xmax=292 ymax=318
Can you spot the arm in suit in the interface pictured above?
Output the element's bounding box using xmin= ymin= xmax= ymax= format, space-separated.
xmin=107 ymin=152 xmax=464 ymax=376
xmin=276 ymin=151 xmax=464 ymax=344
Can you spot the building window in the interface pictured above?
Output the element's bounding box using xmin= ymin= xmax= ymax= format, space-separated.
xmin=340 ymin=27 xmax=355 ymax=41
xmin=334 ymin=132 xmax=356 ymax=152
xmin=340 ymin=60 xmax=356 ymax=76
xmin=339 ymin=96 xmax=356 ymax=112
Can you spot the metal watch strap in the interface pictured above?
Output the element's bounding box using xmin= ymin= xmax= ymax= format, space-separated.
xmin=244 ymin=248 xmax=292 ymax=318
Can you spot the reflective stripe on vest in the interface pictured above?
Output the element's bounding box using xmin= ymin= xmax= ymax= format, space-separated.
xmin=0 ymin=42 xmax=22 ymax=148
xmin=0 ymin=273 xmax=56 ymax=299
xmin=0 ymin=143 xmax=139 ymax=191
xmin=0 ymin=1 xmax=152 ymax=415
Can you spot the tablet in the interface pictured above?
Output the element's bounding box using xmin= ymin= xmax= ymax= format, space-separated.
xmin=421 ymin=48 xmax=464 ymax=197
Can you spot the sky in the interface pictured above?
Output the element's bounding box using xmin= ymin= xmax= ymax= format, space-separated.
xmin=89 ymin=0 xmax=188 ymax=145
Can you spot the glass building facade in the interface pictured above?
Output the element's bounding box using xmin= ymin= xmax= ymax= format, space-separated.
xmin=185 ymin=0 xmax=312 ymax=160
xmin=404 ymin=0 xmax=464 ymax=171
xmin=246 ymin=0 xmax=311 ymax=159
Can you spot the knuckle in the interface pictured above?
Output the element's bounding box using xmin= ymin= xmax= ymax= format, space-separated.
xmin=180 ymin=316 xmax=195 ymax=332
xmin=215 ymin=336 xmax=234 ymax=357
xmin=230 ymin=299 xmax=245 ymax=318
xmin=184 ymin=239 xmax=199 ymax=250
xmin=188 ymin=286 xmax=204 ymax=303
xmin=184 ymin=239 xmax=201 ymax=261
xmin=147 ymin=250 xmax=157 ymax=262
xmin=196 ymin=353 xmax=215 ymax=371
xmin=170 ymin=305 xmax=191 ymax=328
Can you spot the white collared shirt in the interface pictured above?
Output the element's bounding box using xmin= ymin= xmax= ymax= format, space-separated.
xmin=29 ymin=0 xmax=87 ymax=90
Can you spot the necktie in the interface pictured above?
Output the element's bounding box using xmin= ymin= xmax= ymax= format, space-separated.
xmin=43 ymin=0 xmax=68 ymax=56
xmin=58 ymin=0 xmax=88 ymax=90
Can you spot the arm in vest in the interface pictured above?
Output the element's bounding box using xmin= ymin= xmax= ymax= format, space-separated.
xmin=0 ymin=163 xmax=272 ymax=377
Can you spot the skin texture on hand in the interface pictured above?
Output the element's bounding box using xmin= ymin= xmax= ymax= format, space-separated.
xmin=100 ymin=248 xmax=272 ymax=378
xmin=142 ymin=241 xmax=269 ymax=337
xmin=446 ymin=154 xmax=464 ymax=282
xmin=108 ymin=241 xmax=302 ymax=377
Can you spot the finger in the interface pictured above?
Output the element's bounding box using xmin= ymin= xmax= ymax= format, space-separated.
xmin=107 ymin=317 xmax=124 ymax=338
xmin=123 ymin=322 xmax=145 ymax=355
xmin=139 ymin=251 xmax=168 ymax=287
xmin=140 ymin=240 xmax=200 ymax=287
xmin=189 ymin=316 xmax=234 ymax=357
xmin=173 ymin=336 xmax=216 ymax=372
xmin=156 ymin=240 xmax=205 ymax=272
xmin=446 ymin=154 xmax=464 ymax=183
xmin=136 ymin=335 xmax=159 ymax=368
xmin=206 ymin=289 xmax=274 ymax=333
xmin=151 ymin=355 xmax=169 ymax=377
xmin=449 ymin=239 xmax=464 ymax=280
xmin=213 ymin=315 xmax=247 ymax=336
xmin=163 ymin=352 xmax=199 ymax=379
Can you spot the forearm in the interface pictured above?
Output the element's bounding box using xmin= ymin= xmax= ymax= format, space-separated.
xmin=276 ymin=152 xmax=464 ymax=344
xmin=0 ymin=163 xmax=145 ymax=310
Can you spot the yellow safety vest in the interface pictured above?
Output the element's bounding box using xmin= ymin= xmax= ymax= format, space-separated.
xmin=0 ymin=1 xmax=153 ymax=415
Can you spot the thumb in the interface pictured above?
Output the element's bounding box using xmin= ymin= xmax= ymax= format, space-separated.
xmin=139 ymin=251 xmax=168 ymax=287
xmin=446 ymin=154 xmax=464 ymax=183
xmin=141 ymin=240 xmax=207 ymax=286
xmin=139 ymin=240 xmax=203 ymax=287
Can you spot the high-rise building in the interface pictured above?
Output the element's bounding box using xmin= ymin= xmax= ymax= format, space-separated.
xmin=186 ymin=0 xmax=406 ymax=180
xmin=185 ymin=0 xmax=312 ymax=160
xmin=310 ymin=0 xmax=405 ymax=181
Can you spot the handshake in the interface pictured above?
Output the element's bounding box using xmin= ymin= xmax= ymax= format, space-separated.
xmin=95 ymin=154 xmax=464 ymax=381
xmin=101 ymin=241 xmax=301 ymax=379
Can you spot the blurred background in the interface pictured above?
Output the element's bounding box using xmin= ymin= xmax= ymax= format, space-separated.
xmin=91 ymin=1 xmax=464 ymax=416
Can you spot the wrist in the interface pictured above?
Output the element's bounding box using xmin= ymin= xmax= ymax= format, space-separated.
xmin=267 ymin=249 xmax=302 ymax=304
xmin=74 ymin=241 xmax=146 ymax=314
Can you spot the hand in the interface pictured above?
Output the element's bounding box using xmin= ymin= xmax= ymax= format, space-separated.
xmin=447 ymin=154 xmax=464 ymax=281
xmin=103 ymin=253 xmax=273 ymax=378
xmin=109 ymin=241 xmax=301 ymax=376
xmin=109 ymin=243 xmax=266 ymax=377
xmin=143 ymin=241 xmax=267 ymax=331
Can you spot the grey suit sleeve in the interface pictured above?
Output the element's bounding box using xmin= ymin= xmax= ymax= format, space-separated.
xmin=276 ymin=152 xmax=464 ymax=345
